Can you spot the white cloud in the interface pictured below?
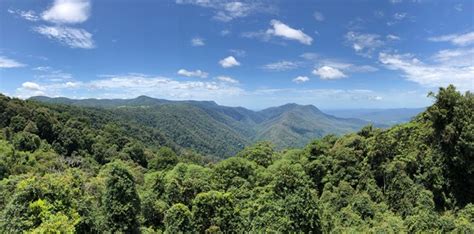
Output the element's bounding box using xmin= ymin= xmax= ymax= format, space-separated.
xmin=22 ymin=82 xmax=42 ymax=91
xmin=428 ymin=32 xmax=474 ymax=46
xmin=387 ymin=34 xmax=400 ymax=40
xmin=0 ymin=56 xmax=26 ymax=68
xmin=35 ymin=67 xmax=73 ymax=82
xmin=42 ymin=0 xmax=91 ymax=24
xmin=217 ymin=76 xmax=239 ymax=84
xmin=312 ymin=66 xmax=347 ymax=80
xmin=176 ymin=0 xmax=274 ymax=22
xmin=393 ymin=12 xmax=407 ymax=20
xmin=262 ymin=61 xmax=299 ymax=71
xmin=33 ymin=26 xmax=95 ymax=49
xmin=266 ymin=20 xmax=313 ymax=45
xmin=389 ymin=0 xmax=402 ymax=3
xmin=379 ymin=52 xmax=474 ymax=91
xmin=219 ymin=56 xmax=240 ymax=68
xmin=313 ymin=11 xmax=324 ymax=21
xmin=300 ymin=54 xmax=378 ymax=74
xmin=33 ymin=66 xmax=52 ymax=71
xmin=8 ymin=9 xmax=40 ymax=21
xmin=191 ymin=37 xmax=205 ymax=46
xmin=292 ymin=76 xmax=309 ymax=84
xmin=177 ymin=69 xmax=209 ymax=78
xmin=16 ymin=73 xmax=244 ymax=100
xmin=431 ymin=47 xmax=474 ymax=66
xmin=345 ymin=31 xmax=384 ymax=56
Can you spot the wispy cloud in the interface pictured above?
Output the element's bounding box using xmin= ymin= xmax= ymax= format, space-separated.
xmin=175 ymin=0 xmax=275 ymax=22
xmin=0 ymin=56 xmax=26 ymax=68
xmin=379 ymin=52 xmax=474 ymax=90
xmin=217 ymin=76 xmax=239 ymax=84
xmin=229 ymin=49 xmax=246 ymax=57
xmin=177 ymin=69 xmax=209 ymax=78
xmin=8 ymin=9 xmax=40 ymax=21
xmin=313 ymin=11 xmax=324 ymax=21
xmin=345 ymin=31 xmax=388 ymax=57
xmin=219 ymin=56 xmax=240 ymax=68
xmin=428 ymin=31 xmax=474 ymax=46
xmin=262 ymin=60 xmax=299 ymax=71
xmin=33 ymin=26 xmax=95 ymax=49
xmin=300 ymin=53 xmax=378 ymax=76
xmin=191 ymin=37 xmax=205 ymax=46
xmin=292 ymin=76 xmax=309 ymax=84
xmin=41 ymin=0 xmax=91 ymax=24
xmin=386 ymin=34 xmax=401 ymax=41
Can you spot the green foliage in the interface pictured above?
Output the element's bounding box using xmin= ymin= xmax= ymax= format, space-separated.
xmin=191 ymin=191 xmax=237 ymax=232
xmin=164 ymin=203 xmax=193 ymax=232
xmin=149 ymin=146 xmax=178 ymax=171
xmin=0 ymin=86 xmax=473 ymax=232
xmin=13 ymin=131 xmax=41 ymax=152
xmin=102 ymin=161 xmax=141 ymax=233
xmin=237 ymin=141 xmax=274 ymax=167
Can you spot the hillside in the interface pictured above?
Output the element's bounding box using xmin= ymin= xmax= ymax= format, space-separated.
xmin=30 ymin=96 xmax=377 ymax=152
xmin=0 ymin=85 xmax=472 ymax=232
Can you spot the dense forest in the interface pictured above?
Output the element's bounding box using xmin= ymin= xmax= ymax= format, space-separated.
xmin=0 ymin=85 xmax=473 ymax=232
xmin=32 ymin=95 xmax=377 ymax=155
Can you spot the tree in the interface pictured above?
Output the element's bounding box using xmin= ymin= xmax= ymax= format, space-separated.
xmin=123 ymin=142 xmax=148 ymax=168
xmin=149 ymin=146 xmax=178 ymax=171
xmin=102 ymin=161 xmax=141 ymax=233
xmin=192 ymin=191 xmax=237 ymax=232
xmin=237 ymin=142 xmax=274 ymax=167
xmin=13 ymin=131 xmax=41 ymax=152
xmin=164 ymin=203 xmax=193 ymax=233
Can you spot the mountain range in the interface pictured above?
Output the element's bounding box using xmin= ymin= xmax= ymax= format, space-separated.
xmin=30 ymin=96 xmax=419 ymax=157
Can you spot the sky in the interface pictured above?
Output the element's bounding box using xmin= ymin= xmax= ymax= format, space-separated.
xmin=0 ymin=0 xmax=473 ymax=109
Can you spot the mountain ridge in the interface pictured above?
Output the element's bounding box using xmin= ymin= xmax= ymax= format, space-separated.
xmin=29 ymin=95 xmax=393 ymax=154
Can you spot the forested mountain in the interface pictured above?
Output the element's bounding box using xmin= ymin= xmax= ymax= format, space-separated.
xmin=325 ymin=108 xmax=425 ymax=125
xmin=0 ymin=85 xmax=473 ymax=233
xmin=31 ymin=95 xmax=376 ymax=153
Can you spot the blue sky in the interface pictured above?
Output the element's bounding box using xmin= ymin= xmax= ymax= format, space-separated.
xmin=0 ymin=0 xmax=473 ymax=109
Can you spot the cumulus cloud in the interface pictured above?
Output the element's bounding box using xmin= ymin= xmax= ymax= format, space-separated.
xmin=345 ymin=31 xmax=384 ymax=56
xmin=379 ymin=52 xmax=474 ymax=90
xmin=191 ymin=37 xmax=205 ymax=46
xmin=428 ymin=32 xmax=474 ymax=46
xmin=22 ymin=82 xmax=42 ymax=91
xmin=217 ymin=76 xmax=239 ymax=84
xmin=312 ymin=66 xmax=347 ymax=80
xmin=177 ymin=69 xmax=209 ymax=78
xmin=33 ymin=26 xmax=95 ymax=49
xmin=219 ymin=56 xmax=240 ymax=68
xmin=0 ymin=56 xmax=26 ymax=68
xmin=262 ymin=61 xmax=299 ymax=71
xmin=176 ymin=0 xmax=275 ymax=22
xmin=42 ymin=0 xmax=91 ymax=24
xmin=8 ymin=9 xmax=40 ymax=21
xmin=313 ymin=11 xmax=324 ymax=21
xmin=266 ymin=20 xmax=313 ymax=45
xmin=292 ymin=76 xmax=309 ymax=84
